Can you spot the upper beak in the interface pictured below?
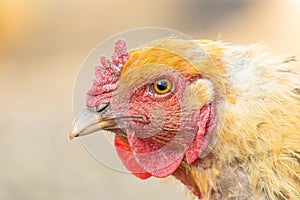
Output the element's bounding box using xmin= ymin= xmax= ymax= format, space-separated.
xmin=70 ymin=107 xmax=116 ymax=140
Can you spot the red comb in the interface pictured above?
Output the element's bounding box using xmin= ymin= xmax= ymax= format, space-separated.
xmin=86 ymin=39 xmax=129 ymax=107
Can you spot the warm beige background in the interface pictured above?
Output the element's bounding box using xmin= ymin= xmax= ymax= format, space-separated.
xmin=0 ymin=1 xmax=299 ymax=200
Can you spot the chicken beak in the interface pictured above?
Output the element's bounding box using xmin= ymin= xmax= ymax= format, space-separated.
xmin=70 ymin=108 xmax=116 ymax=140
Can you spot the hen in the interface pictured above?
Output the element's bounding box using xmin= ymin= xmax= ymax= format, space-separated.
xmin=70 ymin=38 xmax=300 ymax=200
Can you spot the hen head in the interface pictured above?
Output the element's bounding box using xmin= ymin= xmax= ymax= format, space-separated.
xmin=70 ymin=37 xmax=300 ymax=200
xmin=70 ymin=38 xmax=219 ymax=192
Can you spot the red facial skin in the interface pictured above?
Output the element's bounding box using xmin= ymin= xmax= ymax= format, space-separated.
xmin=105 ymin=65 xmax=216 ymax=181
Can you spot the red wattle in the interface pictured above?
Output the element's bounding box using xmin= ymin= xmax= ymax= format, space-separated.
xmin=127 ymin=134 xmax=185 ymax=178
xmin=114 ymin=135 xmax=152 ymax=180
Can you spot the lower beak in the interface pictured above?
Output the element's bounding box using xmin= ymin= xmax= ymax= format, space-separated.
xmin=70 ymin=108 xmax=116 ymax=140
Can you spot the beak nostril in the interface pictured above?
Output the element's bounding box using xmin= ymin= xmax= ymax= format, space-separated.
xmin=96 ymin=102 xmax=110 ymax=113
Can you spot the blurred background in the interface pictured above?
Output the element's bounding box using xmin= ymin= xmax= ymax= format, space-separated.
xmin=0 ymin=0 xmax=299 ymax=199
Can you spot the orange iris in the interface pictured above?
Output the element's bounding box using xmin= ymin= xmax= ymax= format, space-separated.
xmin=153 ymin=79 xmax=173 ymax=95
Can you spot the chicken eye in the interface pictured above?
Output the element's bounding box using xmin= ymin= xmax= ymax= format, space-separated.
xmin=152 ymin=79 xmax=173 ymax=95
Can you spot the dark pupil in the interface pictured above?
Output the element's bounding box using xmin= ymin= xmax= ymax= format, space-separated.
xmin=157 ymin=80 xmax=168 ymax=91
